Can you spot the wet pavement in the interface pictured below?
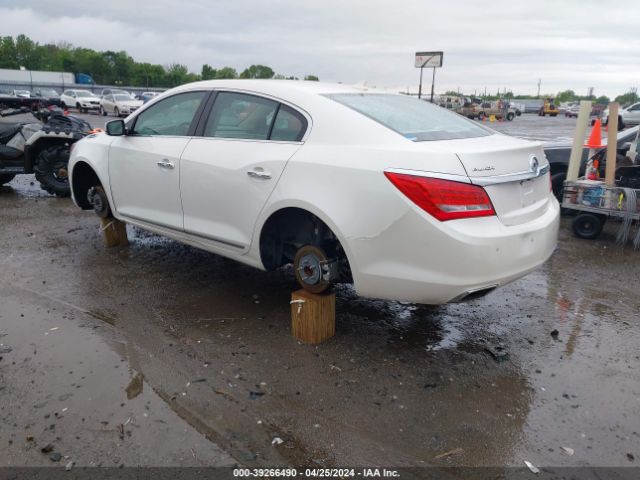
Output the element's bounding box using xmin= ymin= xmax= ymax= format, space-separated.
xmin=1 ymin=114 xmax=640 ymax=469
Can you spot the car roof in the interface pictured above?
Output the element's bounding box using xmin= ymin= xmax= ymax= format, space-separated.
xmin=173 ymin=79 xmax=370 ymax=99
xmin=165 ymin=80 xmax=394 ymax=117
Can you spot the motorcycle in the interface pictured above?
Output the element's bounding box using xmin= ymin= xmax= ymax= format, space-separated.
xmin=0 ymin=106 xmax=93 ymax=196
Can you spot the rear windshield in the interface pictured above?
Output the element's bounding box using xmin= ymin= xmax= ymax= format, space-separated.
xmin=326 ymin=93 xmax=493 ymax=141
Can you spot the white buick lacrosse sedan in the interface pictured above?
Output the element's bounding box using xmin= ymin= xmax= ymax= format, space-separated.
xmin=69 ymin=80 xmax=559 ymax=304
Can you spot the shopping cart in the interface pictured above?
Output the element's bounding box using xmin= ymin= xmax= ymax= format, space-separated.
xmin=562 ymin=179 xmax=640 ymax=245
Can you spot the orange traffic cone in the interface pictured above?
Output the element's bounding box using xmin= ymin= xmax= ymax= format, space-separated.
xmin=585 ymin=119 xmax=604 ymax=149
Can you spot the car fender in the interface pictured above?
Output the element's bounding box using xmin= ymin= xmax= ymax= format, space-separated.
xmin=68 ymin=134 xmax=113 ymax=209
xmin=249 ymin=195 xmax=358 ymax=275
xmin=248 ymin=150 xmax=429 ymax=281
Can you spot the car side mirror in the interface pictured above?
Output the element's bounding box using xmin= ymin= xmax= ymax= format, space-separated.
xmin=106 ymin=119 xmax=126 ymax=136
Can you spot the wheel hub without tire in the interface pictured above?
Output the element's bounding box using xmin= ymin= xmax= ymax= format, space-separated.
xmin=87 ymin=186 xmax=111 ymax=218
xmin=294 ymin=245 xmax=338 ymax=294
xmin=298 ymin=253 xmax=323 ymax=286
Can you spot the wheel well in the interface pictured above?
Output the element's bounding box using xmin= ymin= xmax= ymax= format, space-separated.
xmin=30 ymin=138 xmax=69 ymax=154
xmin=71 ymin=162 xmax=101 ymax=209
xmin=259 ymin=207 xmax=351 ymax=279
xmin=26 ymin=138 xmax=69 ymax=173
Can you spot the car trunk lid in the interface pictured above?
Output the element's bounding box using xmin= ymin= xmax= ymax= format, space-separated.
xmin=411 ymin=133 xmax=553 ymax=226
xmin=454 ymin=135 xmax=551 ymax=226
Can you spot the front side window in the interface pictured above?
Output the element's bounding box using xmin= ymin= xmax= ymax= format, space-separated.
xmin=204 ymin=92 xmax=279 ymax=140
xmin=326 ymin=93 xmax=493 ymax=141
xmin=132 ymin=91 xmax=206 ymax=136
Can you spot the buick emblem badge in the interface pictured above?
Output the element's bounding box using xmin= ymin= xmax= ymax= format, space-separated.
xmin=530 ymin=155 xmax=540 ymax=174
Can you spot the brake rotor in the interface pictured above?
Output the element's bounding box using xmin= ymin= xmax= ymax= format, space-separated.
xmin=294 ymin=245 xmax=333 ymax=294
xmin=87 ymin=186 xmax=111 ymax=218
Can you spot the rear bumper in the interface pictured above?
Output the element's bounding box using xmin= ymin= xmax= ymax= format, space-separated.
xmin=347 ymin=196 xmax=560 ymax=304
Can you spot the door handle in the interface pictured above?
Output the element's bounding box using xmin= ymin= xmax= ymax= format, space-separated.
xmin=247 ymin=169 xmax=271 ymax=180
xmin=157 ymin=159 xmax=175 ymax=170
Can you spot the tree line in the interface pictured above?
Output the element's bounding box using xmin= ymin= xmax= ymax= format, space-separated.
xmin=0 ymin=34 xmax=319 ymax=87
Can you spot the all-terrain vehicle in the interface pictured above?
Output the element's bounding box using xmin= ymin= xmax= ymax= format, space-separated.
xmin=0 ymin=107 xmax=93 ymax=196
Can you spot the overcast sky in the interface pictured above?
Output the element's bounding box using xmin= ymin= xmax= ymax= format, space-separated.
xmin=1 ymin=0 xmax=637 ymax=98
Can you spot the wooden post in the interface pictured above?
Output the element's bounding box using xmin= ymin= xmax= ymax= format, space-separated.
xmin=566 ymin=100 xmax=592 ymax=182
xmin=290 ymin=289 xmax=335 ymax=345
xmin=100 ymin=217 xmax=129 ymax=248
xmin=604 ymin=102 xmax=619 ymax=186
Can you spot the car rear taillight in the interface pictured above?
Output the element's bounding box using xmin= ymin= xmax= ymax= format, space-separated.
xmin=384 ymin=172 xmax=495 ymax=221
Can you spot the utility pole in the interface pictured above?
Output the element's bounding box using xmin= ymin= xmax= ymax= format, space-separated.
xmin=537 ymin=79 xmax=541 ymax=98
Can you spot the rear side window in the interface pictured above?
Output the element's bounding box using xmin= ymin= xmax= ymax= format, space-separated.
xmin=327 ymin=93 xmax=492 ymax=141
xmin=203 ymin=92 xmax=307 ymax=141
xmin=327 ymin=93 xmax=493 ymax=142
xmin=132 ymin=91 xmax=206 ymax=136
xmin=270 ymin=105 xmax=307 ymax=141
xmin=204 ymin=92 xmax=279 ymax=140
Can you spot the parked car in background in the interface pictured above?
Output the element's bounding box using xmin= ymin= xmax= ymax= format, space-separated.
xmin=99 ymin=93 xmax=143 ymax=117
xmin=602 ymin=102 xmax=640 ymax=128
xmin=508 ymin=102 xmax=523 ymax=116
xmin=11 ymin=89 xmax=31 ymax=98
xmin=140 ymin=92 xmax=160 ymax=103
xmin=0 ymin=90 xmax=33 ymax=110
xmin=564 ymin=104 xmax=580 ymax=118
xmin=60 ymin=90 xmax=100 ymax=113
xmin=32 ymin=88 xmax=62 ymax=107
xmin=99 ymin=88 xmax=131 ymax=99
xmin=69 ymin=80 xmax=559 ymax=304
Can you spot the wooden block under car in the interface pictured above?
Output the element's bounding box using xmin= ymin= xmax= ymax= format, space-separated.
xmin=100 ymin=217 xmax=129 ymax=248
xmin=291 ymin=289 xmax=336 ymax=345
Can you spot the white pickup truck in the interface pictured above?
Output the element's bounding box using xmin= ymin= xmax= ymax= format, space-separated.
xmin=603 ymin=102 xmax=640 ymax=128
